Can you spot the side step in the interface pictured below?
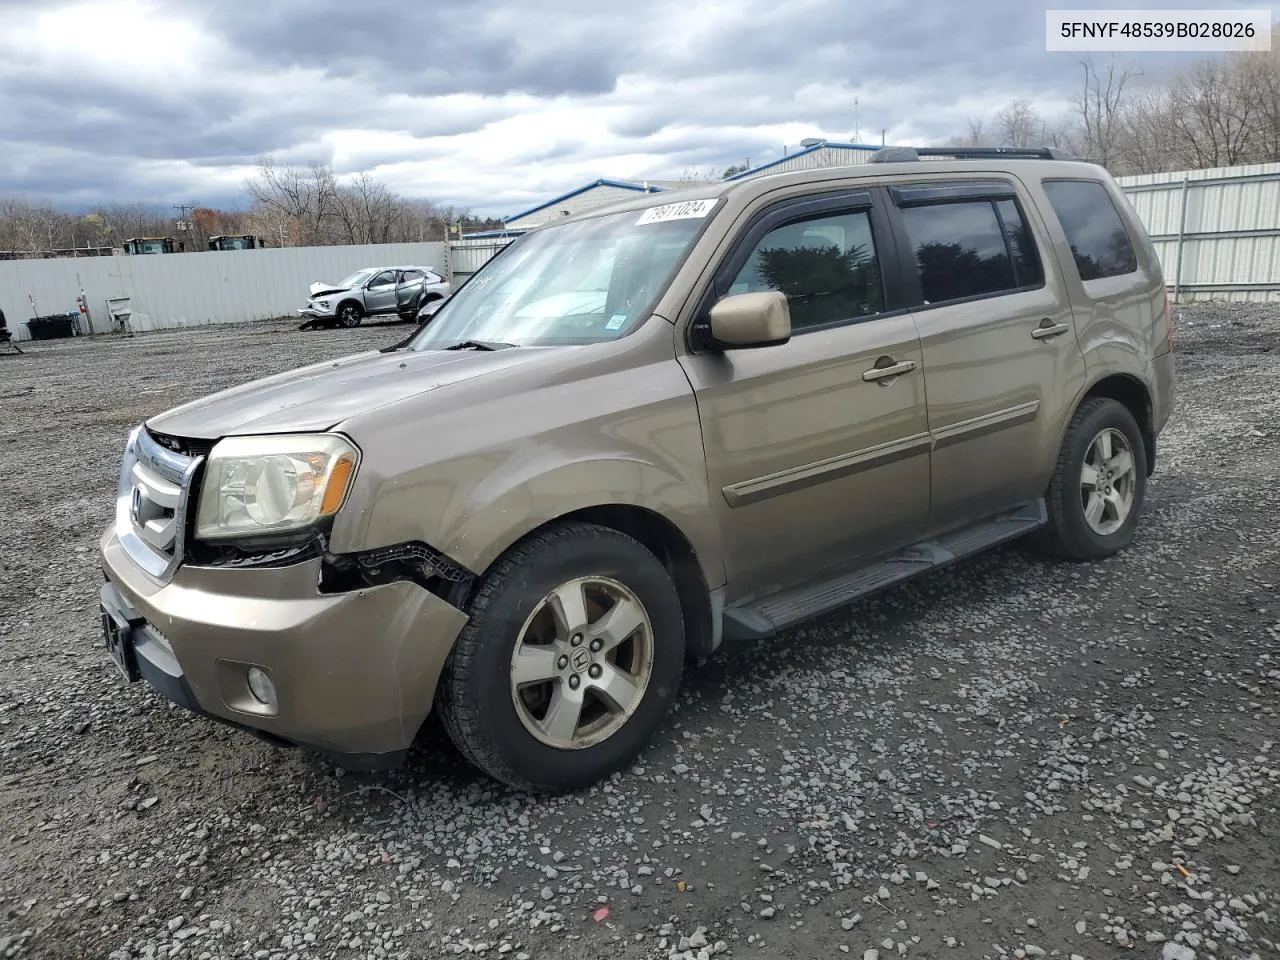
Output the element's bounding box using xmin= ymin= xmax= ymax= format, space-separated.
xmin=722 ymin=499 xmax=1047 ymax=641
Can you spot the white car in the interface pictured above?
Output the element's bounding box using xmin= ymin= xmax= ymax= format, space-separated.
xmin=298 ymin=266 xmax=452 ymax=329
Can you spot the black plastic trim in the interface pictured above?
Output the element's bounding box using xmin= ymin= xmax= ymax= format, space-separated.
xmin=871 ymin=146 xmax=1077 ymax=163
xmin=889 ymin=180 xmax=1018 ymax=206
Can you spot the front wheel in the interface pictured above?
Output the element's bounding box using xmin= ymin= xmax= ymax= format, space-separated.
xmin=1033 ymin=397 xmax=1148 ymax=560
xmin=437 ymin=523 xmax=685 ymax=793
xmin=336 ymin=303 xmax=363 ymax=328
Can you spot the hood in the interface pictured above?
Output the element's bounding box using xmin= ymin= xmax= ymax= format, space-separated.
xmin=146 ymin=347 xmax=553 ymax=440
xmin=309 ymin=281 xmax=351 ymax=298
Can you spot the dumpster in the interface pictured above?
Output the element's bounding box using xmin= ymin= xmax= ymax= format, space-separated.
xmin=25 ymin=312 xmax=79 ymax=340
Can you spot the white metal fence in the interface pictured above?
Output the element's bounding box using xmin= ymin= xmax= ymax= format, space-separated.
xmin=1117 ymin=162 xmax=1280 ymax=303
xmin=446 ymin=237 xmax=516 ymax=285
xmin=0 ymin=241 xmax=446 ymax=340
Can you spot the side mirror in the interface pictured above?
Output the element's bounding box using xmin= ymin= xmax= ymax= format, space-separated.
xmin=705 ymin=291 xmax=791 ymax=349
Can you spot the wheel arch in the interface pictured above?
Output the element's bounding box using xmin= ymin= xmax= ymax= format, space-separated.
xmin=458 ymin=504 xmax=718 ymax=663
xmin=1076 ymin=373 xmax=1156 ymax=475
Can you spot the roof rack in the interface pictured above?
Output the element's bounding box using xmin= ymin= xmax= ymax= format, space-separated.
xmin=869 ymin=146 xmax=1077 ymax=163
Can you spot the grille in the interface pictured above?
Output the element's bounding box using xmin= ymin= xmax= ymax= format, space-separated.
xmin=147 ymin=429 xmax=216 ymax=459
xmin=116 ymin=427 xmax=204 ymax=582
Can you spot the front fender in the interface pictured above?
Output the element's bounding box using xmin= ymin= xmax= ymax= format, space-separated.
xmin=327 ymin=329 xmax=725 ymax=591
xmin=437 ymin=454 xmax=723 ymax=588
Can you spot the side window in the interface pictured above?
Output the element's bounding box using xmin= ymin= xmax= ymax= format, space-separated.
xmin=400 ymin=269 xmax=424 ymax=283
xmin=727 ymin=209 xmax=883 ymax=331
xmin=370 ymin=270 xmax=397 ymax=287
xmin=994 ymin=199 xmax=1044 ymax=288
xmin=899 ymin=199 xmax=1043 ymax=304
xmin=1041 ymin=179 xmax=1138 ymax=281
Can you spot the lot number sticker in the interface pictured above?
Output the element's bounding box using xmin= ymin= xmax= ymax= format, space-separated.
xmin=636 ymin=198 xmax=717 ymax=225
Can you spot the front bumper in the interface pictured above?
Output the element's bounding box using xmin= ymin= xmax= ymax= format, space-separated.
xmin=99 ymin=529 xmax=469 ymax=767
xmin=297 ymin=306 xmax=336 ymax=320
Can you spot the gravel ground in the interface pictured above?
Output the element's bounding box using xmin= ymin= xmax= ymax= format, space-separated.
xmin=1 ymin=304 xmax=1278 ymax=960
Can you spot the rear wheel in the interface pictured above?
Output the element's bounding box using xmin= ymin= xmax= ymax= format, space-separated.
xmin=336 ymin=303 xmax=363 ymax=328
xmin=438 ymin=523 xmax=685 ymax=793
xmin=1034 ymin=397 xmax=1148 ymax=560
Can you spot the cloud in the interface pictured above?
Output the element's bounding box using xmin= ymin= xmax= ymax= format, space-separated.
xmin=0 ymin=0 xmax=1222 ymax=216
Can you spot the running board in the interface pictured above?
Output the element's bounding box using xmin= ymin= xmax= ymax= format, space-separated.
xmin=722 ymin=499 xmax=1047 ymax=641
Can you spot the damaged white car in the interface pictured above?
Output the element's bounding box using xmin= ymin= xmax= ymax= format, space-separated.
xmin=298 ymin=266 xmax=451 ymax=329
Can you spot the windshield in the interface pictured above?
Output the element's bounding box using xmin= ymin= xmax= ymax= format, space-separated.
xmin=407 ymin=200 xmax=717 ymax=350
xmin=336 ymin=268 xmax=377 ymax=289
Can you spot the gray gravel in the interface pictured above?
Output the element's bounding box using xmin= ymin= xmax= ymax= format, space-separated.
xmin=1 ymin=304 xmax=1278 ymax=960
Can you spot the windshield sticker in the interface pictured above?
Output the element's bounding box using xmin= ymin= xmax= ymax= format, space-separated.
xmin=635 ymin=198 xmax=717 ymax=225
xmin=605 ymin=313 xmax=627 ymax=331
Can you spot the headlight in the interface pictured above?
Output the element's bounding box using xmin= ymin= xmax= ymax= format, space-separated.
xmin=194 ymin=434 xmax=359 ymax=540
xmin=315 ymin=299 xmax=330 ymax=309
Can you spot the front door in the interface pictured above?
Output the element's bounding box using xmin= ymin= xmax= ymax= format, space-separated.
xmin=678 ymin=190 xmax=932 ymax=601
xmin=884 ymin=177 xmax=1087 ymax=532
xmin=365 ymin=269 xmax=399 ymax=314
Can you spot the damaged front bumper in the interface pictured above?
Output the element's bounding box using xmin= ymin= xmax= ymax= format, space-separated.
xmin=98 ymin=530 xmax=469 ymax=768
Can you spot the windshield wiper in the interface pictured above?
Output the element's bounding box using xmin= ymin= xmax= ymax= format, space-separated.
xmin=443 ymin=339 xmax=518 ymax=351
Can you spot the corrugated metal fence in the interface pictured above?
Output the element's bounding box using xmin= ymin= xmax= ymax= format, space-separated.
xmin=0 ymin=241 xmax=446 ymax=340
xmin=1117 ymin=162 xmax=1280 ymax=302
xmin=446 ymin=237 xmax=515 ymax=285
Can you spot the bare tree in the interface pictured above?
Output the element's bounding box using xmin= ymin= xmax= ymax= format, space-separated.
xmin=1236 ymin=30 xmax=1280 ymax=160
xmin=1167 ymin=59 xmax=1257 ymax=168
xmin=96 ymin=202 xmax=171 ymax=243
xmin=996 ymin=99 xmax=1041 ymax=147
xmin=1075 ymin=56 xmax=1142 ymax=166
xmin=244 ymin=157 xmax=338 ymax=245
xmin=946 ymin=117 xmax=988 ymax=147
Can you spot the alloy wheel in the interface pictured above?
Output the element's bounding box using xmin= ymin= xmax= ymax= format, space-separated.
xmin=509 ymin=576 xmax=654 ymax=750
xmin=1080 ymin=427 xmax=1137 ymax=536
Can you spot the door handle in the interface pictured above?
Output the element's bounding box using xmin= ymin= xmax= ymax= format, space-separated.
xmin=1031 ymin=321 xmax=1070 ymax=340
xmin=862 ymin=359 xmax=917 ymax=382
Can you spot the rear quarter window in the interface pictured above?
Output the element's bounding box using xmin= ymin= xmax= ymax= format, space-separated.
xmin=1041 ymin=179 xmax=1138 ymax=281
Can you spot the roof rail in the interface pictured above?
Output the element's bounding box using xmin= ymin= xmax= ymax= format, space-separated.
xmin=869 ymin=146 xmax=1078 ymax=163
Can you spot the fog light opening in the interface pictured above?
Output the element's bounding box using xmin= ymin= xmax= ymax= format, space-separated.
xmin=246 ymin=667 xmax=277 ymax=708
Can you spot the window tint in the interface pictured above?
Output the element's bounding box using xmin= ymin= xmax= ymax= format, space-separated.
xmin=1041 ymin=180 xmax=1138 ymax=281
xmin=727 ymin=209 xmax=882 ymax=330
xmin=900 ymin=200 xmax=1023 ymax=303
xmin=994 ymin=199 xmax=1044 ymax=288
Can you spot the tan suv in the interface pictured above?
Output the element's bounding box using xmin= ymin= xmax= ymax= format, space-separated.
xmin=98 ymin=147 xmax=1175 ymax=792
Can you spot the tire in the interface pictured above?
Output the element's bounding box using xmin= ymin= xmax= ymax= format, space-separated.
xmin=437 ymin=522 xmax=686 ymax=793
xmin=1033 ymin=397 xmax=1148 ymax=560
xmin=336 ymin=303 xmax=363 ymax=328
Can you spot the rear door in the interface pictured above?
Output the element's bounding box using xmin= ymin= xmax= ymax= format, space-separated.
xmin=677 ymin=188 xmax=932 ymax=600
xmin=396 ymin=269 xmax=426 ymax=314
xmin=884 ymin=177 xmax=1087 ymax=532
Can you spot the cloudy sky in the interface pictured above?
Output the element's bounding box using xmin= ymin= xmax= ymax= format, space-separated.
xmin=0 ymin=0 xmax=1267 ymax=218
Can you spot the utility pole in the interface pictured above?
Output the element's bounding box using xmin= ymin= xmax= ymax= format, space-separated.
xmin=854 ymin=97 xmax=860 ymax=143
xmin=173 ymin=203 xmax=196 ymax=252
